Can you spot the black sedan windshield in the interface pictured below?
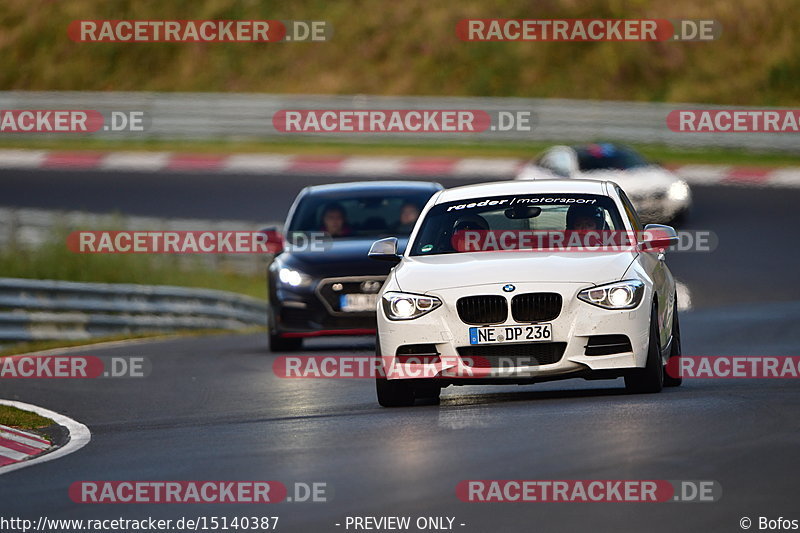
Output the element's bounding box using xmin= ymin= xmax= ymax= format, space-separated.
xmin=289 ymin=191 xmax=433 ymax=238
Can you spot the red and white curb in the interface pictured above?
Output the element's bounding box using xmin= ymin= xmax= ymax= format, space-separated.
xmin=0 ymin=424 xmax=51 ymax=467
xmin=0 ymin=149 xmax=799 ymax=187
xmin=0 ymin=400 xmax=90 ymax=475
xmin=0 ymin=149 xmax=521 ymax=178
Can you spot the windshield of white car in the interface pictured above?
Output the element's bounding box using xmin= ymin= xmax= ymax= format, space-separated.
xmin=575 ymin=144 xmax=649 ymax=172
xmin=410 ymin=194 xmax=626 ymax=256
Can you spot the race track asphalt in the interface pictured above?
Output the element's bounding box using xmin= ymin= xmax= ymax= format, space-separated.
xmin=0 ymin=169 xmax=798 ymax=532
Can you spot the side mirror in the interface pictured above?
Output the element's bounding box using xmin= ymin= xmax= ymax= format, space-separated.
xmin=640 ymin=224 xmax=679 ymax=251
xmin=258 ymin=226 xmax=284 ymax=254
xmin=368 ymin=237 xmax=401 ymax=263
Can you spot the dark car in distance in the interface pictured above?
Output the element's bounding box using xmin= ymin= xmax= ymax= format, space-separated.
xmin=267 ymin=181 xmax=443 ymax=351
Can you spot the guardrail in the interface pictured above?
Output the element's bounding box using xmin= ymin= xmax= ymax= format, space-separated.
xmin=0 ymin=91 xmax=796 ymax=152
xmin=0 ymin=207 xmax=276 ymax=275
xmin=0 ymin=277 xmax=267 ymax=342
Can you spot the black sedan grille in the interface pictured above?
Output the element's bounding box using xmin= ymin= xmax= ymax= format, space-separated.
xmin=457 ymin=342 xmax=567 ymax=367
xmin=511 ymin=293 xmax=562 ymax=322
xmin=456 ymin=295 xmax=507 ymax=325
xmin=316 ymin=278 xmax=384 ymax=313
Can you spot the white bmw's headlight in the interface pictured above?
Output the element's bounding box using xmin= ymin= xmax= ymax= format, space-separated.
xmin=278 ymin=267 xmax=312 ymax=287
xmin=668 ymin=180 xmax=691 ymax=201
xmin=578 ymin=280 xmax=644 ymax=309
xmin=382 ymin=291 xmax=442 ymax=320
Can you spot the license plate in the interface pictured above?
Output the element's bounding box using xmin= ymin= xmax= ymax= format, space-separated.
xmin=339 ymin=293 xmax=379 ymax=312
xmin=469 ymin=324 xmax=553 ymax=344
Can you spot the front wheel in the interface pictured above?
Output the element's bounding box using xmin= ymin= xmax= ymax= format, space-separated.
xmin=414 ymin=383 xmax=442 ymax=404
xmin=268 ymin=307 xmax=303 ymax=352
xmin=625 ymin=303 xmax=664 ymax=393
xmin=376 ymin=378 xmax=416 ymax=407
xmin=663 ymin=299 xmax=683 ymax=387
xmin=269 ymin=332 xmax=302 ymax=352
xmin=375 ymin=333 xmax=417 ymax=407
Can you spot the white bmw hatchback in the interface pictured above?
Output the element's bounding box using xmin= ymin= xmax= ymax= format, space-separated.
xmin=369 ymin=179 xmax=683 ymax=407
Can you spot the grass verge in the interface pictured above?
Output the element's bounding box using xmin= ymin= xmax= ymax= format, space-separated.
xmin=0 ymin=228 xmax=267 ymax=355
xmin=3 ymin=0 xmax=799 ymax=106
xmin=1 ymin=138 xmax=799 ymax=167
xmin=0 ymin=234 xmax=266 ymax=300
xmin=0 ymin=405 xmax=54 ymax=431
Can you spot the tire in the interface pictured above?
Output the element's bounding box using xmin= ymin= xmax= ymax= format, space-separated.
xmin=376 ymin=378 xmax=416 ymax=407
xmin=267 ymin=307 xmax=302 ymax=352
xmin=663 ymin=300 xmax=683 ymax=387
xmin=375 ymin=334 xmax=416 ymax=407
xmin=625 ymin=303 xmax=664 ymax=394
xmin=414 ymin=383 xmax=442 ymax=403
xmin=269 ymin=332 xmax=303 ymax=352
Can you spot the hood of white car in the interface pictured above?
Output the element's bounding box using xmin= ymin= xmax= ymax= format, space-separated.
xmin=393 ymin=251 xmax=637 ymax=292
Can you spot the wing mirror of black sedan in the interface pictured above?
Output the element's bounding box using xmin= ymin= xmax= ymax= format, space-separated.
xmin=368 ymin=237 xmax=401 ymax=263
xmin=257 ymin=226 xmax=284 ymax=254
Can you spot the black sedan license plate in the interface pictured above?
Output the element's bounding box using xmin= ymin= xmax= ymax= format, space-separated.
xmin=339 ymin=293 xmax=379 ymax=312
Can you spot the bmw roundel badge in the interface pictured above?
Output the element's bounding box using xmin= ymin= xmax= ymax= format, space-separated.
xmin=502 ymin=284 xmax=515 ymax=293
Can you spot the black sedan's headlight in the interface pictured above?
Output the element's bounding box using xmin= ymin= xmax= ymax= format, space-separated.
xmin=277 ymin=267 xmax=312 ymax=288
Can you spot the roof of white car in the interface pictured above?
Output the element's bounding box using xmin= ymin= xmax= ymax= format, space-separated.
xmin=434 ymin=179 xmax=608 ymax=204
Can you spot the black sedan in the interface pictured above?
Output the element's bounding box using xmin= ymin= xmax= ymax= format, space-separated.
xmin=266 ymin=180 xmax=443 ymax=351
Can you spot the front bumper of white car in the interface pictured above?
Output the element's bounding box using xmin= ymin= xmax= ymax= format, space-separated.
xmin=377 ymin=281 xmax=652 ymax=384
